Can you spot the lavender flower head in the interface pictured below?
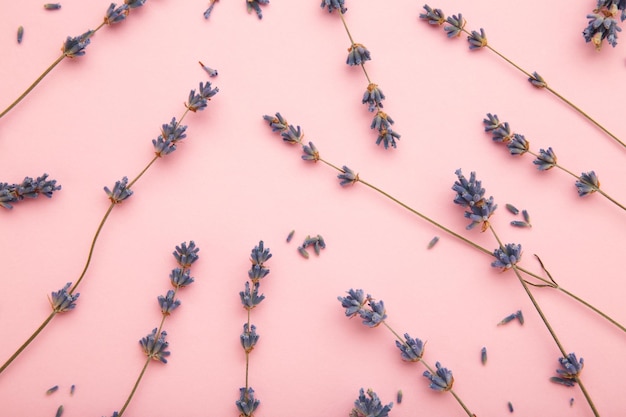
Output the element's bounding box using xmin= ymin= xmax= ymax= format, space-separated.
xmin=483 ymin=113 xmax=512 ymax=143
xmin=452 ymin=169 xmax=497 ymax=231
xmin=359 ymin=299 xmax=387 ymax=327
xmin=0 ymin=174 xmax=62 ymax=209
xmin=249 ymin=240 xmax=271 ymax=282
xmin=62 ymin=30 xmax=92 ymax=58
xmin=139 ymin=328 xmax=170 ymax=363
xmin=240 ymin=323 xmax=260 ymax=352
xmin=104 ymin=176 xmax=133 ymax=204
xmin=236 ymin=387 xmax=260 ymax=417
xmin=533 ymin=147 xmax=557 ymax=170
xmin=556 ymin=353 xmax=584 ymax=379
xmin=247 ymin=0 xmax=269 ymax=20
xmin=350 ymin=388 xmax=393 ymax=417
xmin=583 ymin=2 xmax=625 ymax=50
xmin=186 ymin=81 xmax=219 ymax=112
xmin=491 ymin=243 xmax=522 ymax=270
xmin=419 ymin=5 xmax=445 ymax=25
xmin=444 ymin=13 xmax=466 ymax=37
xmin=49 ymin=283 xmax=80 ymax=312
xmin=338 ymin=165 xmax=359 ymax=186
xmin=124 ymin=0 xmax=147 ymax=9
xmin=281 ymin=124 xmax=303 ymax=144
xmin=528 ymin=72 xmax=547 ymax=89
xmin=375 ymin=126 xmax=400 ymax=149
xmin=362 ymin=83 xmax=385 ymax=112
xmin=396 ymin=333 xmax=425 ymax=362
xmin=467 ymin=28 xmax=487 ymax=49
xmin=170 ymin=268 xmax=195 ymax=288
xmin=104 ymin=3 xmax=129 ymax=25
xmin=507 ymin=133 xmax=529 ymax=155
xmin=347 ymin=43 xmax=371 ymax=66
xmin=575 ymin=171 xmax=600 ymax=196
xmin=423 ymin=361 xmax=454 ymax=392
xmin=153 ymin=117 xmax=188 ymax=156
xmin=263 ymin=113 xmax=288 ymax=132
xmin=338 ymin=288 xmax=368 ymax=318
xmin=158 ymin=290 xmax=181 ymax=315
xmin=321 ymin=0 xmax=346 ymax=14
xmin=173 ymin=241 xmax=199 ymax=268
xmin=301 ymin=141 xmax=320 ymax=162
xmin=240 ymin=281 xmax=265 ymax=309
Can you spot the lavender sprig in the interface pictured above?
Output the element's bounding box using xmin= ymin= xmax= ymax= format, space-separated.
xmin=583 ymin=1 xmax=626 ymax=50
xmin=322 ymin=1 xmax=401 ymax=149
xmin=338 ymin=289 xmax=475 ymax=416
xmin=238 ymin=241 xmax=272 ymax=417
xmin=112 ymin=241 xmax=199 ymax=417
xmin=419 ymin=5 xmax=626 ymax=150
xmin=0 ymin=0 xmax=149 ymax=120
xmin=483 ymin=113 xmax=626 ymax=212
xmin=0 ymin=174 xmax=61 ymax=210
xmin=0 ymin=83 xmax=217 ymax=377
xmin=262 ymin=112 xmax=626 ymax=335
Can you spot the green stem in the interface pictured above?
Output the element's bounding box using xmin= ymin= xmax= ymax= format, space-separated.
xmin=0 ymin=55 xmax=66 ymax=119
xmin=382 ymin=321 xmax=474 ymax=417
xmin=117 ymin=357 xmax=152 ymax=417
xmin=0 ymin=311 xmax=56 ymax=375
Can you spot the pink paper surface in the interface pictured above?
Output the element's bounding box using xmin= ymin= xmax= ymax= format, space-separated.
xmin=1 ymin=1 xmax=625 ymax=416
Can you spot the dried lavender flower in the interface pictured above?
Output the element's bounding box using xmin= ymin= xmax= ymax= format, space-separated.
xmin=359 ymin=299 xmax=387 ymax=327
xmin=49 ymin=283 xmax=80 ymax=312
xmin=528 ymin=71 xmax=547 ymax=89
xmin=173 ymin=241 xmax=199 ymax=268
xmin=186 ymin=81 xmax=219 ymax=112
xmin=507 ymin=133 xmax=529 ymax=155
xmin=44 ymin=3 xmax=62 ymax=10
xmin=158 ymin=290 xmax=181 ymax=315
xmin=491 ymin=243 xmax=522 ymax=270
xmin=124 ymin=0 xmax=146 ymax=8
xmin=321 ymin=0 xmax=346 ymax=14
xmin=483 ymin=113 xmax=513 ymax=143
xmin=444 ymin=13 xmax=465 ymax=37
xmin=550 ymin=376 xmax=576 ymax=387
xmin=0 ymin=173 xmax=62 ymax=209
xmin=419 ymin=5 xmax=445 ymax=25
xmin=235 ymin=387 xmax=260 ymax=417
xmin=62 ymin=30 xmax=92 ymax=58
xmin=240 ymin=323 xmax=260 ymax=352
xmin=104 ymin=176 xmax=133 ymax=204
xmin=362 ymin=83 xmax=386 ymax=112
xmin=452 ymin=169 xmax=497 ymax=231
xmin=556 ymin=353 xmax=584 ymax=380
xmin=507 ymin=401 xmax=514 ymax=413
xmin=301 ymin=234 xmax=326 ymax=255
xmin=467 ymin=28 xmax=487 ymax=49
xmin=575 ymin=171 xmax=600 ymax=196
xmin=350 ymin=388 xmax=393 ymax=417
xmin=302 ymin=141 xmax=320 ymax=161
xmin=281 ymin=124 xmax=303 ymax=144
xmin=338 ymin=288 xmax=368 ymax=318
xmin=17 ymin=26 xmax=24 ymax=44
xmin=395 ymin=333 xmax=424 ymax=362
xmin=169 ymin=268 xmax=195 ymax=288
xmin=247 ymin=0 xmax=269 ymax=19
xmin=522 ymin=209 xmax=531 ymax=224
xmin=510 ymin=220 xmax=530 ymax=228
xmin=240 ymin=281 xmax=265 ymax=309
xmin=297 ymin=246 xmax=309 ymax=259
xmin=505 ymin=203 xmax=519 ymax=215
xmin=203 ymin=0 xmax=218 ymax=19
xmin=104 ymin=3 xmax=129 ymax=25
xmin=497 ymin=312 xmax=517 ymax=326
xmin=46 ymin=385 xmax=59 ymax=395
xmin=338 ymin=165 xmax=359 ymax=186
xmin=199 ymin=61 xmax=218 ymax=77
xmin=481 ymin=347 xmax=487 ymax=365
xmin=375 ymin=127 xmax=401 ymax=149
xmin=583 ymin=2 xmax=624 ymax=50
xmin=286 ymin=230 xmax=295 ymax=242
xmin=263 ymin=113 xmax=288 ymax=132
xmin=153 ymin=117 xmax=188 ymax=156
xmin=347 ymin=43 xmax=371 ymax=66
xmin=249 ymin=240 xmax=271 ymax=281
xmin=423 ymin=362 xmax=454 ymax=392
xmin=427 ymin=236 xmax=439 ymax=249
xmin=516 ymin=310 xmax=524 ymax=325
xmin=139 ymin=328 xmax=170 ymax=363
xmin=533 ymin=147 xmax=557 ymax=170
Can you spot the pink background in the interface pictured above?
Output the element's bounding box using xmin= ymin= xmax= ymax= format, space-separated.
xmin=1 ymin=1 xmax=625 ymax=416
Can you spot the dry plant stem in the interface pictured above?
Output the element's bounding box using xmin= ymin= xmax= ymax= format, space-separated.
xmin=245 ymin=308 xmax=251 ymax=390
xmin=314 ymin=158 xmax=625 ymax=332
xmin=488 ymin=226 xmax=600 ymax=417
xmin=0 ymin=111 xmax=191 ymax=375
xmin=0 ymin=22 xmax=106 ymax=120
xmin=381 ymin=322 xmax=474 ymax=417
xmin=455 ymin=26 xmax=626 ymax=149
xmin=117 ymin=288 xmax=178 ymax=417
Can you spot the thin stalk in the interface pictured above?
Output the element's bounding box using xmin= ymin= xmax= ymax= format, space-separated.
xmin=314 ymin=157 xmax=626 ymax=333
xmin=0 ymin=312 xmax=56 ymax=374
xmin=382 ymin=321 xmax=474 ymax=417
xmin=117 ymin=357 xmax=152 ymax=417
xmin=489 ymin=226 xmax=599 ymax=417
xmin=245 ymin=308 xmax=251 ymax=389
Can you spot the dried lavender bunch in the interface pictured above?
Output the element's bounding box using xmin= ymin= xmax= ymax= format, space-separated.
xmin=0 ymin=174 xmax=61 ymax=210
xmin=262 ymin=112 xmax=626 ymax=334
xmin=483 ymin=113 xmax=626 ymax=212
xmin=0 ymin=0 xmax=148 ymax=120
xmin=583 ymin=1 xmax=626 ymax=50
xmin=338 ymin=289 xmax=474 ymax=416
xmin=0 ymin=81 xmax=217 ymax=376
xmin=452 ymin=169 xmax=599 ymax=416
xmin=419 ymin=5 xmax=626 ymax=150
xmin=321 ymin=1 xmax=401 ymax=149
xmin=105 ymin=241 xmax=199 ymax=417
xmin=237 ymin=241 xmax=272 ymax=417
